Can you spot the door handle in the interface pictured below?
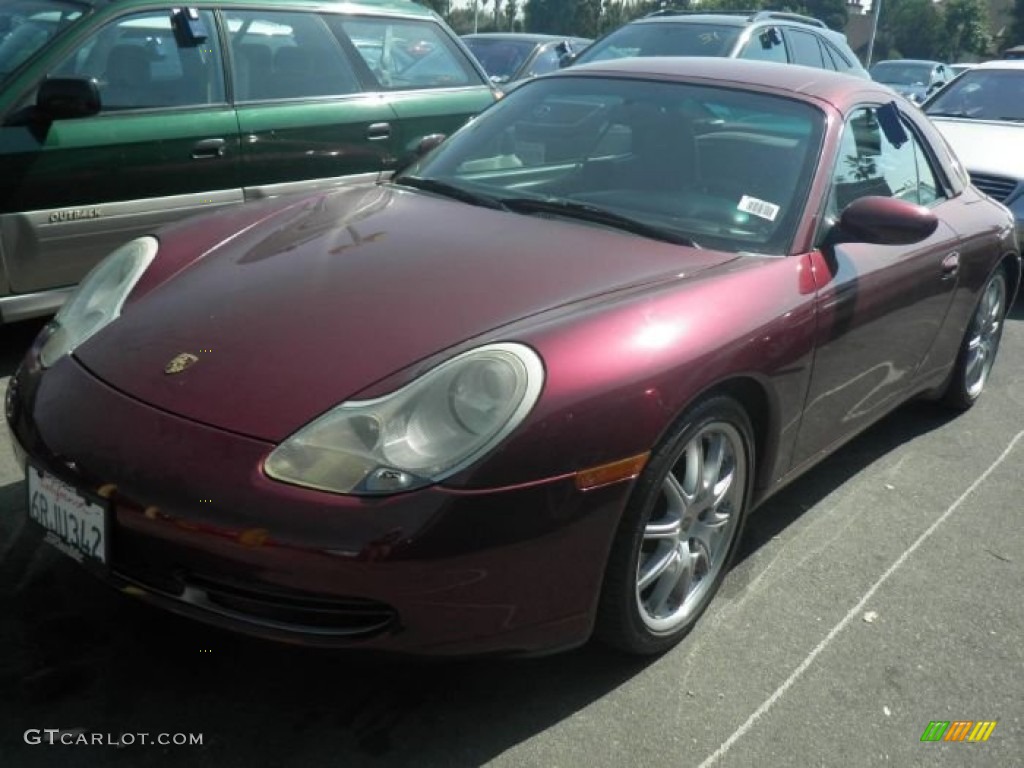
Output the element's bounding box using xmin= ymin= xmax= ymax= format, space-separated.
xmin=192 ymin=138 xmax=227 ymax=159
xmin=941 ymin=251 xmax=960 ymax=279
xmin=367 ymin=122 xmax=392 ymax=141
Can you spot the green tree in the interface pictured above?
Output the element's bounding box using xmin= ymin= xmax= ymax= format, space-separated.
xmin=413 ymin=0 xmax=448 ymax=15
xmin=504 ymin=0 xmax=520 ymax=31
xmin=878 ymin=0 xmax=944 ymax=59
xmin=767 ymin=0 xmax=847 ymax=30
xmin=940 ymin=0 xmax=991 ymax=60
xmin=1008 ymin=0 xmax=1024 ymax=46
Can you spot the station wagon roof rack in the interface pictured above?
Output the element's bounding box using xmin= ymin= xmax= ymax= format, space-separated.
xmin=642 ymin=7 xmax=828 ymax=29
xmin=751 ymin=11 xmax=827 ymax=28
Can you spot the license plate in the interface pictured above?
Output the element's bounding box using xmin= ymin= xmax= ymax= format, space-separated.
xmin=26 ymin=465 xmax=108 ymax=565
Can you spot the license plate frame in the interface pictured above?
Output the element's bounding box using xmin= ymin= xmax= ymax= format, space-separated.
xmin=26 ymin=463 xmax=109 ymax=566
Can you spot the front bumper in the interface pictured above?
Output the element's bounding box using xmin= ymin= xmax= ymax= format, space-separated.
xmin=8 ymin=349 xmax=633 ymax=656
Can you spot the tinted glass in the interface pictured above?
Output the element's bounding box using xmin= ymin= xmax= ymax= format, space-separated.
xmin=463 ymin=38 xmax=536 ymax=81
xmin=404 ymin=77 xmax=825 ymax=255
xmin=339 ymin=18 xmax=480 ymax=90
xmin=870 ymin=61 xmax=935 ymax=85
xmin=924 ymin=69 xmax=1024 ymax=121
xmin=0 ymin=0 xmax=83 ymax=83
xmin=575 ymin=23 xmax=741 ymax=64
xmin=225 ymin=10 xmax=359 ymax=101
xmin=50 ymin=10 xmax=225 ymax=110
xmin=831 ymin=107 xmax=944 ymax=211
xmin=739 ymin=28 xmax=788 ymax=63
xmin=527 ymin=45 xmax=562 ymax=77
xmin=788 ymin=29 xmax=824 ymax=69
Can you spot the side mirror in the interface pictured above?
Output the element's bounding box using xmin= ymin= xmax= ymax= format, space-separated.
xmin=392 ymin=133 xmax=446 ymax=176
xmin=558 ymin=51 xmax=577 ymax=68
xmin=835 ymin=195 xmax=938 ymax=245
xmin=37 ymin=78 xmax=101 ymax=120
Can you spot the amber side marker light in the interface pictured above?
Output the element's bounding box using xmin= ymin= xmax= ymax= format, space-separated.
xmin=575 ymin=452 xmax=650 ymax=491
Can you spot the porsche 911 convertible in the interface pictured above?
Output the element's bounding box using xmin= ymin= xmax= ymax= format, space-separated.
xmin=7 ymin=58 xmax=1019 ymax=656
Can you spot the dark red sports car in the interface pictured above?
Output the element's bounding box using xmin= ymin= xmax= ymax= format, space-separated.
xmin=7 ymin=58 xmax=1020 ymax=656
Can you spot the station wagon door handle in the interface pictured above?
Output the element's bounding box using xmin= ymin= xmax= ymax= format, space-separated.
xmin=367 ymin=123 xmax=392 ymax=141
xmin=192 ymin=138 xmax=227 ymax=159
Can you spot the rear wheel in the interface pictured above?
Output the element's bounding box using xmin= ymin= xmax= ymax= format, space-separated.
xmin=596 ymin=396 xmax=753 ymax=655
xmin=943 ymin=265 xmax=1007 ymax=410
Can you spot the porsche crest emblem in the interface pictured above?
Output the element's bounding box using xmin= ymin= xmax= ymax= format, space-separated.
xmin=164 ymin=353 xmax=199 ymax=375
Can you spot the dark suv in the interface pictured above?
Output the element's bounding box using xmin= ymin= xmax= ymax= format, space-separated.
xmin=570 ymin=10 xmax=868 ymax=78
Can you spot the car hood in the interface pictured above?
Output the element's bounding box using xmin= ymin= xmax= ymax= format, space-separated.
xmin=76 ymin=184 xmax=737 ymax=442
xmin=929 ymin=118 xmax=1024 ymax=179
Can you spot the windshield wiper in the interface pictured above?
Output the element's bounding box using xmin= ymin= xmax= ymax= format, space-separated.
xmin=394 ymin=177 xmax=507 ymax=210
xmin=925 ymin=109 xmax=973 ymax=118
xmin=500 ymin=198 xmax=699 ymax=247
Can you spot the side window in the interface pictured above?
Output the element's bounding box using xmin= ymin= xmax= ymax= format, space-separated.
xmin=739 ymin=26 xmax=788 ymax=63
xmin=787 ymin=30 xmax=824 ymax=69
xmin=831 ymin=107 xmax=946 ymax=213
xmin=49 ymin=10 xmax=224 ymax=110
xmin=822 ymin=42 xmax=857 ymax=74
xmin=334 ymin=17 xmax=480 ymax=90
xmin=527 ymin=45 xmax=561 ymax=77
xmin=225 ymin=11 xmax=360 ymax=101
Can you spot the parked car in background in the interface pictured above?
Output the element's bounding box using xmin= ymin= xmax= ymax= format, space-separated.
xmin=922 ymin=60 xmax=1024 ymax=249
xmin=8 ymin=58 xmax=1018 ymax=658
xmin=568 ymin=10 xmax=868 ymax=78
xmin=462 ymin=32 xmax=591 ymax=85
xmin=869 ymin=59 xmax=952 ymax=103
xmin=0 ymin=0 xmax=497 ymax=324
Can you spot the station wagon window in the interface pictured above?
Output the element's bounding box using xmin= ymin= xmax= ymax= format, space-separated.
xmin=0 ymin=0 xmax=84 ymax=84
xmin=740 ymin=27 xmax=788 ymax=63
xmin=224 ymin=10 xmax=360 ymax=101
xmin=47 ymin=10 xmax=224 ymax=110
xmin=334 ymin=17 xmax=482 ymax=90
xmin=823 ymin=42 xmax=859 ymax=74
xmin=830 ymin=107 xmax=945 ymax=213
xmin=787 ymin=29 xmax=825 ymax=69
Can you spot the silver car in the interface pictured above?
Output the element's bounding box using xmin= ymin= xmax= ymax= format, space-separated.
xmin=923 ymin=60 xmax=1024 ymax=247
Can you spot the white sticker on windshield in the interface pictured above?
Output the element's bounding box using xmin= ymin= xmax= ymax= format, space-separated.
xmin=738 ymin=195 xmax=780 ymax=222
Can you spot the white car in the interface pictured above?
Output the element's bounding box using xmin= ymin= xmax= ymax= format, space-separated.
xmin=923 ymin=60 xmax=1024 ymax=247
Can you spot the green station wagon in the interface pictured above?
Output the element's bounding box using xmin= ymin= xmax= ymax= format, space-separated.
xmin=0 ymin=0 xmax=497 ymax=322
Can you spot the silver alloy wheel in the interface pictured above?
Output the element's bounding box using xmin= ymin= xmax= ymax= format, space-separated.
xmin=636 ymin=421 xmax=746 ymax=633
xmin=964 ymin=271 xmax=1007 ymax=399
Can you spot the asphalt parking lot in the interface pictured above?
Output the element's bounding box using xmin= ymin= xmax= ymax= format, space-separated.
xmin=1 ymin=304 xmax=1022 ymax=768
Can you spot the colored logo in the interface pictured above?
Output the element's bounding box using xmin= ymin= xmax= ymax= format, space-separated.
xmin=164 ymin=353 xmax=199 ymax=375
xmin=920 ymin=721 xmax=997 ymax=742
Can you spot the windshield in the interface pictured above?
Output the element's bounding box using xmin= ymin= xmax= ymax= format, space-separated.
xmin=575 ymin=23 xmax=741 ymax=65
xmin=463 ymin=38 xmax=538 ymax=82
xmin=924 ymin=69 xmax=1024 ymax=121
xmin=396 ymin=76 xmax=824 ymax=255
xmin=0 ymin=0 xmax=85 ymax=83
xmin=870 ymin=62 xmax=934 ymax=85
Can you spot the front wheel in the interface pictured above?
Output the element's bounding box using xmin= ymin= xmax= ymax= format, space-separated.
xmin=596 ymin=396 xmax=753 ymax=655
xmin=942 ymin=265 xmax=1008 ymax=410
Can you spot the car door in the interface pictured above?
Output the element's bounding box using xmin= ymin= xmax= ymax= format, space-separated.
xmin=334 ymin=15 xmax=496 ymax=159
xmin=225 ymin=8 xmax=401 ymax=200
xmin=792 ymin=105 xmax=961 ymax=466
xmin=0 ymin=7 xmax=238 ymax=295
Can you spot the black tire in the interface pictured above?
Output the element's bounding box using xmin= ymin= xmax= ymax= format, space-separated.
xmin=595 ymin=395 xmax=754 ymax=655
xmin=942 ymin=265 xmax=1008 ymax=410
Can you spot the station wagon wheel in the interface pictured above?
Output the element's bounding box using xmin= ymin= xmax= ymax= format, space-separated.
xmin=943 ymin=265 xmax=1008 ymax=409
xmin=596 ymin=396 xmax=753 ymax=655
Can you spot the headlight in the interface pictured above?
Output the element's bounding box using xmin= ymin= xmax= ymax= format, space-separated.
xmin=39 ymin=236 xmax=157 ymax=368
xmin=264 ymin=343 xmax=544 ymax=495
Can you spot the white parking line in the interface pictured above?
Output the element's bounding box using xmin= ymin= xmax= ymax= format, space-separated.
xmin=697 ymin=429 xmax=1024 ymax=768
